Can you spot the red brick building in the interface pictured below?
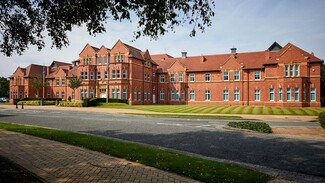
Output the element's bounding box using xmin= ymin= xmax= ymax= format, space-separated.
xmin=9 ymin=41 xmax=323 ymax=107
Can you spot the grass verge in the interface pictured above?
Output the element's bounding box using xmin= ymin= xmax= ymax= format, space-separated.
xmin=0 ymin=156 xmax=41 ymax=183
xmin=0 ymin=122 xmax=272 ymax=183
xmin=227 ymin=121 xmax=272 ymax=133
xmin=125 ymin=113 xmax=242 ymax=119
xmin=95 ymin=103 xmax=325 ymax=116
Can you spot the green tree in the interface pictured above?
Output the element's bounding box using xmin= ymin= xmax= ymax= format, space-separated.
xmin=30 ymin=77 xmax=43 ymax=98
xmin=0 ymin=0 xmax=215 ymax=56
xmin=0 ymin=77 xmax=9 ymax=97
xmin=68 ymin=76 xmax=82 ymax=99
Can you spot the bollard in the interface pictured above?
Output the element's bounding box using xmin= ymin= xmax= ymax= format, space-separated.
xmin=16 ymin=102 xmax=18 ymax=109
xmin=22 ymin=102 xmax=24 ymax=109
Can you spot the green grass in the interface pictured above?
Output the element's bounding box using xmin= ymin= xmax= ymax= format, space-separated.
xmin=227 ymin=121 xmax=272 ymax=133
xmin=125 ymin=113 xmax=242 ymax=119
xmin=0 ymin=122 xmax=272 ymax=183
xmin=94 ymin=103 xmax=325 ymax=116
xmin=0 ymin=156 xmax=41 ymax=183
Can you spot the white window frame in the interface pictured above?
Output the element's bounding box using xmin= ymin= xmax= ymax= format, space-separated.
xmin=190 ymin=90 xmax=195 ymax=101
xmin=286 ymin=88 xmax=291 ymax=101
xmin=160 ymin=90 xmax=165 ymax=101
xmin=205 ymin=73 xmax=210 ymax=82
xmin=122 ymin=89 xmax=127 ymax=100
xmin=90 ymin=71 xmax=94 ymax=80
xmin=279 ymin=88 xmax=282 ymax=101
xmin=223 ymin=71 xmax=229 ymax=81
xmin=205 ymin=90 xmax=210 ymax=101
xmin=97 ymin=71 xmax=101 ymax=80
xmin=269 ymin=88 xmax=274 ymax=101
xmin=189 ymin=74 xmax=195 ymax=82
xmin=178 ymin=73 xmax=183 ymax=82
xmin=234 ymin=89 xmax=240 ymax=101
xmin=254 ymin=71 xmax=261 ymax=80
xmin=294 ymin=88 xmax=299 ymax=101
xmin=170 ymin=74 xmax=175 ymax=82
xmin=310 ymin=88 xmax=316 ymax=101
xmin=234 ymin=71 xmax=240 ymax=81
xmin=122 ymin=69 xmax=127 ymax=79
xmin=223 ymin=90 xmax=229 ymax=101
xmin=160 ymin=75 xmax=165 ymax=83
xmin=254 ymin=89 xmax=260 ymax=101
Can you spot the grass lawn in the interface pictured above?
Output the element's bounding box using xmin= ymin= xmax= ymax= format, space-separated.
xmin=125 ymin=113 xmax=242 ymax=119
xmin=0 ymin=122 xmax=272 ymax=183
xmin=96 ymin=103 xmax=325 ymax=116
xmin=0 ymin=156 xmax=41 ymax=183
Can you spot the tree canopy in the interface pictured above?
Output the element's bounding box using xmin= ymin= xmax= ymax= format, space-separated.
xmin=0 ymin=77 xmax=9 ymax=97
xmin=68 ymin=76 xmax=82 ymax=91
xmin=30 ymin=77 xmax=43 ymax=97
xmin=0 ymin=0 xmax=215 ymax=56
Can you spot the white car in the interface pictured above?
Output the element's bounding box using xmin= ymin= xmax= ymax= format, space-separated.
xmin=0 ymin=97 xmax=9 ymax=102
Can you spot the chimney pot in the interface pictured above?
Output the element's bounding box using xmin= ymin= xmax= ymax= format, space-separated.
xmin=231 ymin=48 xmax=237 ymax=54
xmin=181 ymin=52 xmax=187 ymax=59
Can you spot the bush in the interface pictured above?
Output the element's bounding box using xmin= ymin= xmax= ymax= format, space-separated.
xmin=227 ymin=121 xmax=272 ymax=133
xmin=97 ymin=98 xmax=128 ymax=104
xmin=17 ymin=100 xmax=40 ymax=105
xmin=319 ymin=111 xmax=325 ymax=129
xmin=58 ymin=101 xmax=83 ymax=107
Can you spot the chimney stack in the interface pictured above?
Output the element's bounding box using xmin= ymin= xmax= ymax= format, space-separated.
xmin=231 ymin=48 xmax=237 ymax=54
xmin=181 ymin=52 xmax=187 ymax=59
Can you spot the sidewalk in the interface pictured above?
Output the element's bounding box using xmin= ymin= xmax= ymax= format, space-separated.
xmin=0 ymin=129 xmax=199 ymax=183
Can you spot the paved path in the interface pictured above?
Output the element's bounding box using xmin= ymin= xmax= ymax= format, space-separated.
xmin=0 ymin=129 xmax=199 ymax=183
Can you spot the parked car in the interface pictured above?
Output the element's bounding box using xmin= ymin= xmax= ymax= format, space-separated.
xmin=0 ymin=97 xmax=9 ymax=102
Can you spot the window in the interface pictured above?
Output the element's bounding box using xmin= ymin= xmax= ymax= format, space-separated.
xmin=189 ymin=74 xmax=195 ymax=82
xmin=175 ymin=90 xmax=179 ymax=100
xmin=171 ymin=90 xmax=175 ymax=101
xmin=47 ymin=80 xmax=51 ymax=86
xmin=234 ymin=71 xmax=240 ymax=81
xmin=123 ymin=70 xmax=127 ymax=78
xmin=310 ymin=88 xmax=316 ymax=101
xmin=97 ymin=71 xmax=101 ymax=80
xmin=84 ymin=72 xmax=88 ymax=80
xmin=88 ymin=57 xmax=92 ymax=65
xmin=61 ymin=92 xmax=65 ymax=99
xmin=138 ymin=91 xmax=141 ymax=101
xmin=234 ymin=90 xmax=240 ymax=101
xmin=112 ymin=89 xmax=115 ymax=99
xmin=147 ymin=74 xmax=150 ymax=81
xmin=61 ymin=79 xmax=65 ymax=86
xmin=90 ymin=89 xmax=94 ymax=98
xmin=112 ymin=70 xmax=116 ymax=79
xmin=56 ymin=91 xmax=59 ymax=98
xmin=56 ymin=79 xmax=60 ymax=86
xmin=97 ymin=57 xmax=102 ymax=65
xmin=144 ymin=74 xmax=147 ymax=81
xmin=80 ymin=72 xmax=84 ymax=79
xmin=223 ymin=72 xmax=229 ymax=81
xmin=122 ymin=89 xmax=127 ymax=100
xmin=144 ymin=91 xmax=147 ymax=100
xmin=181 ymin=90 xmax=185 ymax=101
xmin=116 ymin=89 xmax=120 ymax=99
xmin=205 ymin=73 xmax=210 ymax=81
xmin=303 ymin=88 xmax=306 ymax=101
xmin=83 ymin=58 xmax=87 ymax=65
xmin=178 ymin=73 xmax=183 ymax=82
xmin=294 ymin=88 xmax=299 ymax=101
xmin=170 ymin=74 xmax=175 ymax=82
xmin=116 ymin=70 xmax=120 ymax=78
xmin=72 ymin=91 xmax=75 ymax=99
xmin=254 ymin=71 xmax=261 ymax=80
xmin=160 ymin=90 xmax=165 ymax=101
xmin=148 ymin=91 xmax=151 ymax=101
xmin=104 ymin=56 xmax=108 ymax=64
xmin=90 ymin=71 xmax=94 ymax=80
xmin=205 ymin=90 xmax=210 ymax=101
xmin=160 ymin=75 xmax=165 ymax=83
xmin=269 ymin=88 xmax=274 ymax=101
xmin=47 ymin=91 xmax=50 ymax=98
xmin=254 ymin=90 xmax=260 ymax=101
xmin=289 ymin=65 xmax=294 ymax=76
xmin=284 ymin=65 xmax=289 ymax=77
xmin=134 ymin=89 xmax=137 ymax=101
xmin=223 ymin=90 xmax=229 ymax=101
xmin=279 ymin=88 xmax=283 ymax=101
xmin=190 ymin=90 xmax=195 ymax=101
xmin=286 ymin=88 xmax=291 ymax=101
xmin=295 ymin=65 xmax=299 ymax=76
xmin=104 ymin=70 xmax=108 ymax=80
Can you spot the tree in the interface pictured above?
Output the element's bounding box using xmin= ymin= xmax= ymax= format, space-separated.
xmin=0 ymin=77 xmax=9 ymax=97
xmin=30 ymin=77 xmax=43 ymax=98
xmin=68 ymin=76 xmax=82 ymax=99
xmin=0 ymin=0 xmax=215 ymax=56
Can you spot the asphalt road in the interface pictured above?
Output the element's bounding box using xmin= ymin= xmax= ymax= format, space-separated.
xmin=0 ymin=108 xmax=324 ymax=179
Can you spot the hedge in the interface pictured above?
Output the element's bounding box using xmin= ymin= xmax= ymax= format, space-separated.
xmin=17 ymin=100 xmax=56 ymax=106
xmin=227 ymin=121 xmax=272 ymax=133
xmin=58 ymin=101 xmax=83 ymax=107
xmin=319 ymin=111 xmax=325 ymax=129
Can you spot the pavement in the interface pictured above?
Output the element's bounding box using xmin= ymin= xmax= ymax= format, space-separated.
xmin=0 ymin=129 xmax=199 ymax=183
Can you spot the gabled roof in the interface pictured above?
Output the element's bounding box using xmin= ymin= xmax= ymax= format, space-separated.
xmin=124 ymin=43 xmax=145 ymax=61
xmin=265 ymin=43 xmax=322 ymax=65
xmin=268 ymin=42 xmax=282 ymax=52
xmin=50 ymin=61 xmax=71 ymax=67
xmin=25 ymin=64 xmax=44 ymax=77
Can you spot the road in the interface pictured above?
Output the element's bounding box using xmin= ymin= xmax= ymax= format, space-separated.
xmin=0 ymin=108 xmax=324 ymax=181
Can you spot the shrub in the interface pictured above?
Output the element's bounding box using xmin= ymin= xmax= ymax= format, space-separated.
xmin=58 ymin=101 xmax=83 ymax=107
xmin=97 ymin=98 xmax=128 ymax=104
xmin=227 ymin=121 xmax=272 ymax=133
xmin=17 ymin=100 xmax=40 ymax=105
xmin=319 ymin=111 xmax=325 ymax=129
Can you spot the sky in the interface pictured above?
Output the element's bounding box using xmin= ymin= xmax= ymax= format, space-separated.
xmin=1 ymin=0 xmax=325 ymax=78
